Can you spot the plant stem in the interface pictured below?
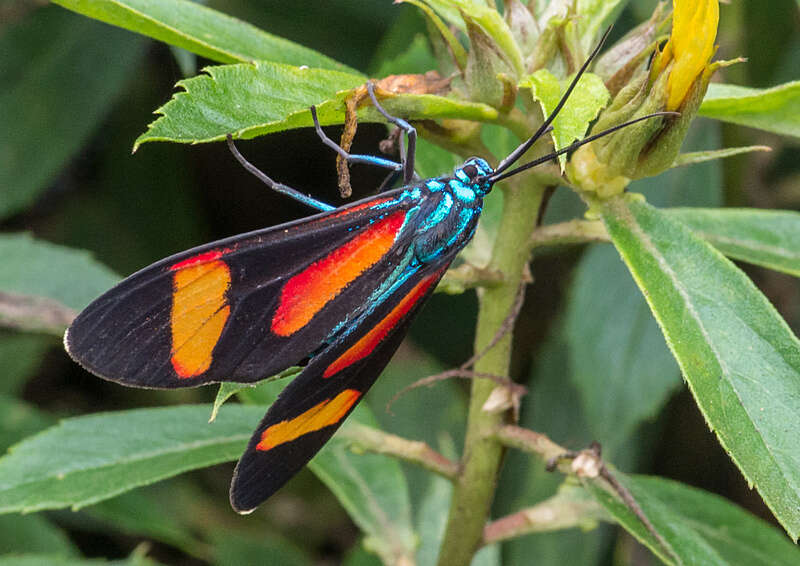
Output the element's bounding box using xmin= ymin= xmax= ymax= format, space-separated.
xmin=339 ymin=423 xmax=459 ymax=480
xmin=529 ymin=219 xmax=609 ymax=249
xmin=493 ymin=424 xmax=568 ymax=465
xmin=436 ymin=178 xmax=546 ymax=566
xmin=482 ymin=493 xmax=605 ymax=545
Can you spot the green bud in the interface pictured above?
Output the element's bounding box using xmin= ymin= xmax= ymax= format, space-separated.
xmin=504 ymin=0 xmax=540 ymax=59
xmin=594 ymin=2 xmax=669 ymax=96
xmin=464 ymin=16 xmax=517 ymax=108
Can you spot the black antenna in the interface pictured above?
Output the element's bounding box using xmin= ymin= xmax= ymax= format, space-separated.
xmin=488 ymin=112 xmax=679 ymax=184
xmin=494 ymin=26 xmax=614 ymax=176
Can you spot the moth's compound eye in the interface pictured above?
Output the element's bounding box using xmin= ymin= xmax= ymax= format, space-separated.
xmin=462 ymin=164 xmax=478 ymax=179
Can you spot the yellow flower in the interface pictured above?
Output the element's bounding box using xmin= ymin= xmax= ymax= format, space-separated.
xmin=654 ymin=0 xmax=719 ymax=110
xmin=568 ymin=0 xmax=721 ymax=198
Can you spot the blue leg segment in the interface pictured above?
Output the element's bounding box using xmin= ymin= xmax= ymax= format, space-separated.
xmin=366 ymin=82 xmax=417 ymax=185
xmin=226 ymin=134 xmax=335 ymax=212
xmin=310 ymin=107 xmax=403 ymax=173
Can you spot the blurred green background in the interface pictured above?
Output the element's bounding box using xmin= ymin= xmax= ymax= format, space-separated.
xmin=1 ymin=0 xmax=798 ymax=564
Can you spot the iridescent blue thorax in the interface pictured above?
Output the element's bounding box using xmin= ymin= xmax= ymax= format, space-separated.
xmin=331 ymin=158 xmax=497 ymax=340
xmin=407 ymin=157 xmax=495 ymax=264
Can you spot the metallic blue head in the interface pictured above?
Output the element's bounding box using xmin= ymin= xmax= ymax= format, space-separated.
xmin=453 ymin=158 xmax=494 ymax=196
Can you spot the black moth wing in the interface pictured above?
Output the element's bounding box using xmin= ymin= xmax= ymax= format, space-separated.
xmin=229 ymin=259 xmax=451 ymax=513
xmin=64 ymin=189 xmax=423 ymax=389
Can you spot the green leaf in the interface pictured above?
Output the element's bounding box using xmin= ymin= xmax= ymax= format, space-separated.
xmin=415 ymin=475 xmax=452 ymax=566
xmin=374 ymin=34 xmax=437 ymax=77
xmin=629 ymin=119 xmax=723 ymax=209
xmin=0 ymin=405 xmax=263 ymax=513
xmin=403 ymin=0 xmax=467 ymax=33
xmin=521 ymin=70 xmax=610 ymax=168
xmin=212 ymin=531 xmax=312 ymax=566
xmin=700 ymin=81 xmax=800 ymax=138
xmin=83 ymin=486 xmax=203 ymax=557
xmin=0 ymin=554 xmax=161 ymax=566
xmin=0 ymin=5 xmax=145 ymax=220
xmin=0 ymin=395 xmax=53 ymax=455
xmin=51 ymin=0 xmax=354 ymax=72
xmin=209 ymin=367 xmax=300 ymax=422
xmin=496 ymin=329 xmax=611 ymax=566
xmin=309 ymin=408 xmax=416 ymax=565
xmin=587 ymin=474 xmax=800 ymax=566
xmin=0 ymin=234 xmax=119 ymax=334
xmin=0 ymin=332 xmax=54 ymax=395
xmin=415 ymin=475 xmax=500 ymax=566
xmin=0 ymin=235 xmax=119 ymax=311
xmin=574 ymin=0 xmax=632 ymax=52
xmin=397 ymin=0 xmax=467 ymax=70
xmin=668 ymin=208 xmax=800 ymax=277
xmin=602 ymin=195 xmax=800 ymax=540
xmin=135 ymin=61 xmax=497 ymax=147
xmin=451 ymin=0 xmax=524 ymax=76
xmin=0 ymin=514 xmax=77 ymax=556
xmin=672 ymin=146 xmax=772 ymax=169
xmin=565 ymin=245 xmax=680 ymax=453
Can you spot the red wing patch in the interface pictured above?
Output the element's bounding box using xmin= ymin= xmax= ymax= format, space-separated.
xmin=170 ymin=254 xmax=232 ymax=378
xmin=169 ymin=249 xmax=231 ymax=271
xmin=322 ymin=271 xmax=440 ymax=378
xmin=271 ymin=211 xmax=407 ymax=337
xmin=256 ymin=389 xmax=362 ymax=451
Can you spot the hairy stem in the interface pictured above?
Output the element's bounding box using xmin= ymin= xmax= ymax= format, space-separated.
xmin=482 ymin=493 xmax=605 ymax=546
xmin=436 ymin=177 xmax=546 ymax=566
xmin=529 ymin=219 xmax=609 ymax=249
xmin=339 ymin=423 xmax=459 ymax=480
xmin=493 ymin=424 xmax=568 ymax=466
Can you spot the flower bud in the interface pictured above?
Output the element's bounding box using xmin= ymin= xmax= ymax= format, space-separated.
xmin=594 ymin=2 xmax=669 ymax=96
xmin=504 ymin=0 xmax=540 ymax=58
xmin=464 ymin=16 xmax=518 ymax=108
xmin=568 ymin=0 xmax=719 ymax=198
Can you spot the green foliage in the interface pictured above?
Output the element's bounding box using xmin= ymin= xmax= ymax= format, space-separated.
xmin=135 ymin=62 xmax=497 ymax=147
xmin=211 ymin=530 xmax=312 ymax=566
xmin=565 ymin=245 xmax=680 ymax=452
xmin=0 ymin=555 xmax=161 ymax=566
xmin=0 ymin=234 xmax=119 ymax=333
xmin=588 ymin=474 xmax=800 ymax=566
xmin=668 ymin=208 xmax=800 ymax=277
xmin=0 ymin=514 xmax=78 ymax=557
xmin=52 ymin=0 xmax=353 ymax=72
xmin=0 ymin=405 xmax=258 ymax=513
xmin=0 ymin=234 xmax=119 ymax=312
xmin=2 ymin=1 xmax=799 ymax=565
xmin=701 ymin=82 xmax=800 ymax=138
xmin=603 ymin=195 xmax=800 ymax=540
xmin=521 ymin=70 xmax=610 ymax=168
xmin=0 ymin=6 xmax=145 ymax=220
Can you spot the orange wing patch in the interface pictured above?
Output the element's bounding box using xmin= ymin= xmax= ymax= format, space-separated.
xmin=323 ymin=271 xmax=439 ymax=378
xmin=256 ymin=389 xmax=362 ymax=451
xmin=271 ymin=211 xmax=407 ymax=337
xmin=170 ymin=253 xmax=232 ymax=378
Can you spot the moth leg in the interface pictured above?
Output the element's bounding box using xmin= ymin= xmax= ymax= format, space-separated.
xmin=309 ymin=106 xmax=403 ymax=173
xmin=226 ymin=134 xmax=335 ymax=212
xmin=366 ymin=81 xmax=417 ymax=185
xmin=376 ymin=169 xmax=401 ymax=194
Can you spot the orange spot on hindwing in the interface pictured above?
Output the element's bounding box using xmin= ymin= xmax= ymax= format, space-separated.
xmin=170 ymin=253 xmax=231 ymax=378
xmin=271 ymin=211 xmax=406 ymax=336
xmin=257 ymin=389 xmax=362 ymax=451
xmin=323 ymin=272 xmax=440 ymax=378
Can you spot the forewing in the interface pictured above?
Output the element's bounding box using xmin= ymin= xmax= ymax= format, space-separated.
xmin=229 ymin=261 xmax=450 ymax=513
xmin=65 ymin=190 xmax=422 ymax=388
